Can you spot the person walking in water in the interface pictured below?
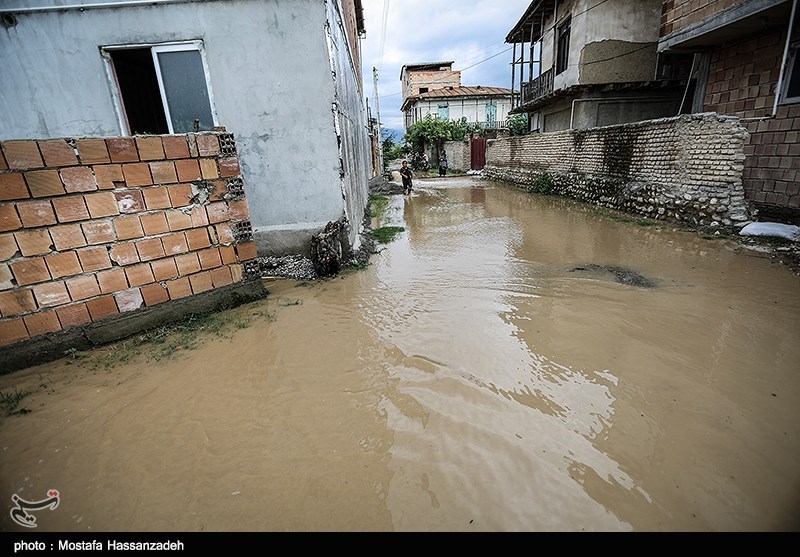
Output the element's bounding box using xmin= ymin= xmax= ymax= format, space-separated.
xmin=400 ymin=160 xmax=414 ymax=195
xmin=438 ymin=149 xmax=448 ymax=176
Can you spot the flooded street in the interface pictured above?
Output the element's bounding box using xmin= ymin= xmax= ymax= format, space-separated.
xmin=1 ymin=176 xmax=799 ymax=531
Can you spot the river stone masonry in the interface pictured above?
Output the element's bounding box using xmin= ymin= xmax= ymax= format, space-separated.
xmin=482 ymin=113 xmax=751 ymax=227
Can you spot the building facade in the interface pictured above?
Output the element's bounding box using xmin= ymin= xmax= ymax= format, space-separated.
xmin=402 ymin=87 xmax=514 ymax=131
xmin=507 ymin=0 xmax=691 ymax=132
xmin=659 ymin=0 xmax=800 ymax=223
xmin=0 ymin=0 xmax=371 ymax=255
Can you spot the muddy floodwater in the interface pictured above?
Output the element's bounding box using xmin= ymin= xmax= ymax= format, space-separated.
xmin=1 ymin=176 xmax=799 ymax=531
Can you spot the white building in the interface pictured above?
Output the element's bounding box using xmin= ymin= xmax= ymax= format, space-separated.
xmin=402 ymin=86 xmax=514 ymax=131
xmin=0 ymin=0 xmax=371 ymax=256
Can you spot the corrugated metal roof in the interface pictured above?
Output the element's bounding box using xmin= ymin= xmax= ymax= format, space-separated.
xmin=415 ymin=86 xmax=513 ymax=99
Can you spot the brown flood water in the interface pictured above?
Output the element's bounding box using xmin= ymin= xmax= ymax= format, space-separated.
xmin=1 ymin=176 xmax=799 ymax=532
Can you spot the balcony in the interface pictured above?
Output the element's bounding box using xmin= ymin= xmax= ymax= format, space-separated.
xmin=520 ymin=69 xmax=553 ymax=107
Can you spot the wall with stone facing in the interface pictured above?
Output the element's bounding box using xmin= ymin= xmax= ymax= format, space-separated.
xmin=483 ymin=113 xmax=750 ymax=227
xmin=660 ymin=0 xmax=745 ymax=36
xmin=443 ymin=140 xmax=470 ymax=172
xmin=0 ymin=132 xmax=259 ymax=349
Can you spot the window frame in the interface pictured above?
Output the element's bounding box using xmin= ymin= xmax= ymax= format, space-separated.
xmin=780 ymin=43 xmax=800 ymax=105
xmin=101 ymin=40 xmax=219 ymax=135
xmin=438 ymin=103 xmax=449 ymax=120
xmin=556 ymin=17 xmax=571 ymax=76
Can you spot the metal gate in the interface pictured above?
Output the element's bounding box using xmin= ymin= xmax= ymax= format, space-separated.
xmin=470 ymin=136 xmax=487 ymax=170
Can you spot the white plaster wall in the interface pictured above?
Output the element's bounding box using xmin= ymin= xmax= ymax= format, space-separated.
xmin=0 ymin=0 xmax=357 ymax=254
xmin=412 ymin=97 xmax=513 ymax=126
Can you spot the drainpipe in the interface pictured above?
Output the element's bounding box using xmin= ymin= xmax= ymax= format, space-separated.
xmin=773 ymin=0 xmax=798 ymax=116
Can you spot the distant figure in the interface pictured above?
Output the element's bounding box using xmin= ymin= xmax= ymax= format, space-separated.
xmin=400 ymin=160 xmax=414 ymax=195
xmin=422 ymin=152 xmax=429 ymax=170
xmin=439 ymin=149 xmax=447 ymax=176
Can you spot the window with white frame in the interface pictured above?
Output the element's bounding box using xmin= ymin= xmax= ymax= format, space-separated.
xmin=438 ymin=103 xmax=449 ymax=120
xmin=781 ymin=43 xmax=800 ymax=104
xmin=103 ymin=41 xmax=217 ymax=135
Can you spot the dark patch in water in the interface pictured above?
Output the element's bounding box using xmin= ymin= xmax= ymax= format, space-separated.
xmin=569 ymin=264 xmax=656 ymax=288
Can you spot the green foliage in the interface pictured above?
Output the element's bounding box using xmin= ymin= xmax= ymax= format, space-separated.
xmin=371 ymin=226 xmax=405 ymax=244
xmin=528 ymin=172 xmax=554 ymax=195
xmin=0 ymin=387 xmax=30 ymax=416
xmin=367 ymin=194 xmax=389 ymax=220
xmin=507 ymin=114 xmax=529 ymax=136
xmin=381 ymin=128 xmax=405 ymax=167
xmin=404 ymin=116 xmax=475 ymax=153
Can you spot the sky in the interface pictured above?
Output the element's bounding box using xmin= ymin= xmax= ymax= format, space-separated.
xmin=359 ymin=0 xmax=532 ymax=138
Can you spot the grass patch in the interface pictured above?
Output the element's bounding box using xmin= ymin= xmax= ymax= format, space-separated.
xmin=595 ymin=207 xmax=659 ymax=227
xmin=0 ymin=387 xmax=30 ymax=416
xmin=277 ymin=298 xmax=302 ymax=306
xmin=368 ymin=195 xmax=389 ymax=220
xmin=371 ymin=226 xmax=405 ymax=244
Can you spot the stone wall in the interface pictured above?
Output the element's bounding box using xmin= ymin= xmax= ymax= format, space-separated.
xmin=443 ymin=140 xmax=470 ymax=172
xmin=0 ymin=132 xmax=260 ymax=350
xmin=483 ymin=113 xmax=750 ymax=227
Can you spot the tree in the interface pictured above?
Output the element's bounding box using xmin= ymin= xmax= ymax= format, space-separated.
xmin=381 ymin=128 xmax=404 ymax=167
xmin=404 ymin=115 xmax=475 ymax=155
xmin=507 ymin=114 xmax=529 ymax=136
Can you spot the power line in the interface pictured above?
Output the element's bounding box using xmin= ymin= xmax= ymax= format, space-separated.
xmin=377 ymin=0 xmax=390 ymax=74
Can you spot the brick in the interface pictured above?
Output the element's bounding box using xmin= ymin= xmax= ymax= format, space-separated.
xmin=14 ymin=229 xmax=53 ymax=256
xmin=190 ymin=206 xmax=209 ymax=228
xmin=229 ymin=199 xmax=250 ymax=221
xmin=0 ymin=234 xmax=19 ymax=261
xmin=0 ymin=263 xmax=13 ymax=289
xmin=0 ymin=149 xmax=5 ymax=170
xmin=185 ymin=227 xmax=211 ymax=250
xmin=167 ymin=276 xmax=192 ymax=300
xmin=230 ymin=263 xmax=243 ymax=283
xmin=199 ymin=158 xmax=219 ymax=179
xmin=56 ymin=302 xmax=91 ymax=328
xmin=208 ymin=180 xmax=227 ymax=201
xmin=219 ymin=245 xmax=236 ymax=265
xmin=38 ymin=139 xmax=78 ymax=167
xmin=110 ymin=243 xmax=139 ymax=266
xmin=187 ymin=134 xmax=199 ymax=157
xmin=141 ymin=282 xmax=169 ymax=306
xmin=24 ymin=170 xmax=65 ymax=198
xmin=115 ymin=189 xmax=146 ymax=213
xmin=165 ymin=209 xmax=193 ymax=231
xmin=52 ymin=196 xmax=89 ymax=223
xmin=17 ymin=199 xmax=56 ymax=228
xmin=60 ymin=167 xmax=97 ymax=193
xmin=77 ymin=246 xmax=112 ymax=272
xmin=196 ymin=135 xmax=220 ymax=157
xmin=210 ymin=266 xmax=233 ymax=288
xmin=151 ymin=257 xmax=179 ymax=281
xmin=198 ymin=247 xmax=222 ymax=270
xmin=32 ymin=281 xmax=70 ymax=308
xmin=175 ymin=253 xmax=201 ymax=276
xmin=84 ymin=192 xmax=120 ymax=218
xmin=149 ymin=161 xmax=178 ymax=184
xmin=142 ymin=186 xmax=172 ymax=210
xmin=189 ymin=270 xmax=213 ymax=294
xmin=0 ymin=317 xmax=29 ymax=346
xmin=174 ymin=159 xmax=201 ymax=182
xmin=50 ymin=224 xmax=86 ymax=250
xmin=235 ymin=241 xmax=258 ymax=261
xmin=24 ymin=311 xmax=62 ymax=337
xmin=218 ymin=157 xmax=240 ymax=177
xmin=122 ymin=163 xmax=153 ymax=187
xmin=75 ymin=138 xmax=110 ymax=164
xmin=168 ymin=183 xmax=193 ymax=207
xmin=136 ymin=136 xmax=165 ymax=161
xmin=2 ymin=140 xmax=43 ymax=169
xmin=140 ymin=212 xmax=169 ymax=236
xmin=105 ymin=137 xmax=139 ymax=163
xmin=163 ymin=135 xmax=190 ymax=159
xmin=0 ymin=173 xmax=30 ymax=201
xmin=10 ymin=257 xmax=50 ymax=285
xmin=86 ymin=295 xmax=118 ymax=321
xmin=136 ymin=237 xmax=165 ymax=261
xmin=113 ymin=215 xmax=144 ymax=240
xmin=94 ymin=164 xmax=125 ymax=190
xmin=0 ymin=288 xmax=37 ymax=317
xmin=115 ymin=288 xmax=143 ymax=312
xmin=81 ymin=220 xmax=116 ymax=245
xmin=97 ymin=268 xmax=128 ymax=293
xmin=206 ymin=202 xmax=229 ymax=224
xmin=125 ymin=263 xmax=154 ymax=287
xmin=162 ymin=232 xmax=189 ymax=255
xmin=45 ymin=251 xmax=82 ymax=279
xmin=215 ymin=223 xmax=234 ymax=244
xmin=66 ymin=275 xmax=101 ymax=301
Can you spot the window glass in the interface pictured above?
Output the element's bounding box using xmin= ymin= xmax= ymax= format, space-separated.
xmin=156 ymin=49 xmax=214 ymax=132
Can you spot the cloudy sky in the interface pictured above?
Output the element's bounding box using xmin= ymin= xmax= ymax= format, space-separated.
xmin=359 ymin=0 xmax=532 ymax=137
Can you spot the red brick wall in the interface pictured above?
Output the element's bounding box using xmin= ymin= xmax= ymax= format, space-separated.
xmin=0 ymin=132 xmax=258 ymax=347
xmin=702 ymin=28 xmax=800 ymax=217
xmin=661 ymin=0 xmax=746 ymax=36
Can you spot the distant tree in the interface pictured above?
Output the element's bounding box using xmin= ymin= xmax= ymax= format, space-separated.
xmin=507 ymin=114 xmax=529 ymax=136
xmin=381 ymin=128 xmax=405 ymax=168
xmin=404 ymin=116 xmax=476 ymax=155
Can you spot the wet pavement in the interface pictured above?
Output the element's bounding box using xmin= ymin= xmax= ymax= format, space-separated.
xmin=1 ymin=176 xmax=799 ymax=531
